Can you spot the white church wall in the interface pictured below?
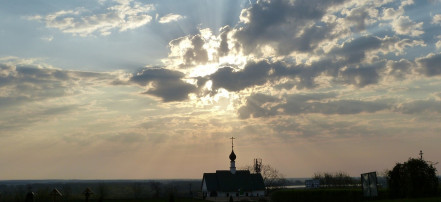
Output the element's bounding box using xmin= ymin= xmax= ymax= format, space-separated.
xmin=251 ymin=190 xmax=265 ymax=197
xmin=202 ymin=179 xmax=207 ymax=192
xmin=216 ymin=190 xmax=265 ymax=198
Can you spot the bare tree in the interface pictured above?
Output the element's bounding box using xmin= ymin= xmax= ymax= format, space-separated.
xmin=243 ymin=164 xmax=287 ymax=189
xmin=261 ymin=164 xmax=287 ymax=189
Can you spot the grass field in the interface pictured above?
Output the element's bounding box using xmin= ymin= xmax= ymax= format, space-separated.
xmin=270 ymin=188 xmax=441 ymax=202
xmin=375 ymin=197 xmax=441 ymax=202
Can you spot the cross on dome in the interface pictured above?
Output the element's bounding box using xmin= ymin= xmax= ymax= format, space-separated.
xmin=230 ymin=136 xmax=235 ymax=150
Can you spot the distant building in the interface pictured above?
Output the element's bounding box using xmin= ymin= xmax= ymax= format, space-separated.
xmin=201 ymin=137 xmax=265 ymax=199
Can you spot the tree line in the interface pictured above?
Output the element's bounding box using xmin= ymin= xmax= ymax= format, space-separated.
xmin=312 ymin=171 xmax=357 ymax=188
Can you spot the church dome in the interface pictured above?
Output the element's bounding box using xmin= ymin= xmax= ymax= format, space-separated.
xmin=229 ymin=150 xmax=236 ymax=161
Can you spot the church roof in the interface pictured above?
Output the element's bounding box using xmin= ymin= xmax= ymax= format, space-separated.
xmin=202 ymin=170 xmax=265 ymax=192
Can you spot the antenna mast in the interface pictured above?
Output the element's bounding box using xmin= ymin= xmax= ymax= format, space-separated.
xmin=254 ymin=158 xmax=262 ymax=173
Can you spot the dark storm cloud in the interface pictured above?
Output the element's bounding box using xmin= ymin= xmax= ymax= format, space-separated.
xmin=387 ymin=59 xmax=413 ymax=79
xmin=343 ymin=6 xmax=377 ymax=32
xmin=218 ymin=26 xmax=231 ymax=56
xmin=209 ymin=60 xmax=277 ymax=91
xmin=168 ymin=34 xmax=210 ymax=68
xmin=183 ymin=35 xmax=209 ymax=66
xmin=206 ymin=59 xmax=318 ymax=91
xmin=238 ymin=93 xmax=390 ymax=119
xmin=205 ymin=58 xmax=382 ymax=94
xmin=130 ymin=68 xmax=197 ymax=102
xmin=339 ymin=62 xmax=384 ymax=87
xmin=329 ymin=36 xmax=383 ymax=64
xmin=417 ymin=53 xmax=441 ymax=76
xmin=130 ymin=68 xmax=185 ymax=85
xmin=235 ymin=0 xmax=347 ymax=55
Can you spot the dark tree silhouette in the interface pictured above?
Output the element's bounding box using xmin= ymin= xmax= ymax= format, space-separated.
xmin=132 ymin=182 xmax=143 ymax=199
xmin=63 ymin=184 xmax=72 ymax=200
xmin=168 ymin=192 xmax=175 ymax=202
xmin=387 ymin=158 xmax=439 ymax=198
xmin=97 ymin=183 xmax=108 ymax=202
xmin=150 ymin=181 xmax=161 ymax=198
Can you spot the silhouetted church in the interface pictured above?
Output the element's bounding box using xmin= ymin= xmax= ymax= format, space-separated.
xmin=201 ymin=137 xmax=265 ymax=198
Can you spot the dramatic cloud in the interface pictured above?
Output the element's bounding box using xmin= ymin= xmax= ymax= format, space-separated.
xmin=391 ymin=16 xmax=424 ymax=36
xmin=158 ymin=13 xmax=184 ymax=23
xmin=4 ymin=0 xmax=441 ymax=179
xmin=0 ymin=60 xmax=116 ymax=109
xmin=378 ymin=0 xmax=428 ymax=37
xmin=329 ymin=35 xmax=424 ymax=63
xmin=432 ymin=14 xmax=441 ymax=25
xmin=165 ymin=32 xmax=214 ymax=69
xmin=235 ymin=0 xmax=347 ymax=55
xmin=339 ymin=62 xmax=384 ymax=87
xmin=329 ymin=36 xmax=385 ymax=63
xmin=342 ymin=5 xmax=378 ymax=32
xmin=28 ymin=0 xmax=154 ymax=36
xmin=182 ymin=35 xmax=209 ymax=66
xmin=197 ymin=34 xmax=425 ymax=93
xmin=152 ymin=0 xmax=431 ymax=99
xmin=217 ymin=26 xmax=232 ymax=57
xmin=385 ymin=59 xmax=414 ymax=79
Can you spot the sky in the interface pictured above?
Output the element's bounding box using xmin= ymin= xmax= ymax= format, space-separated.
xmin=1 ymin=0 xmax=441 ymax=180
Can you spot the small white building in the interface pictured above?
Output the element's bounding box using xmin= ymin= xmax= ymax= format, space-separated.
xmin=201 ymin=138 xmax=265 ymax=199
